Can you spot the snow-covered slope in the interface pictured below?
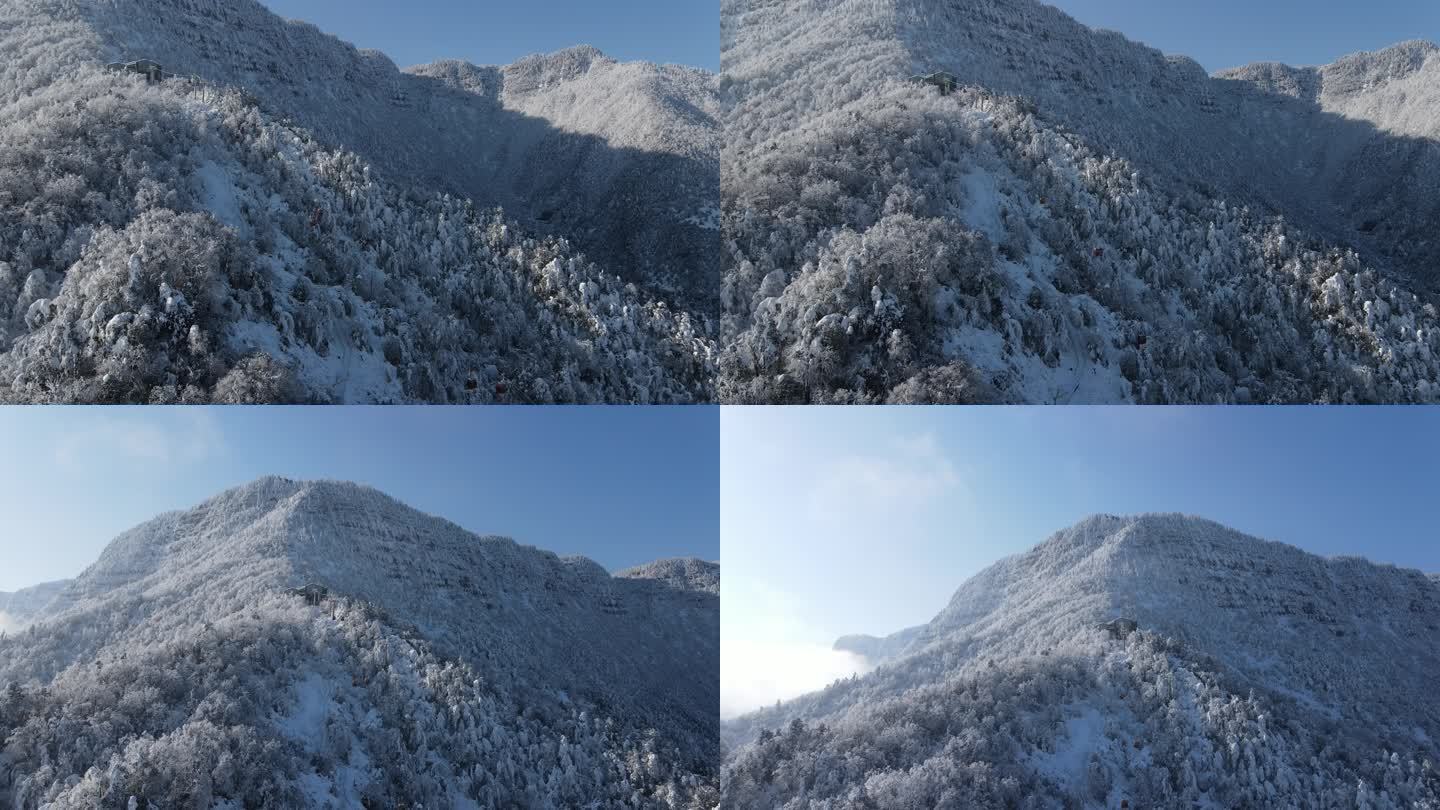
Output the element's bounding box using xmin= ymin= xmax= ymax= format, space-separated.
xmin=0 ymin=478 xmax=719 ymax=807
xmin=0 ymin=0 xmax=716 ymax=403
xmin=720 ymin=0 xmax=1440 ymax=403
xmin=722 ymin=514 xmax=1440 ymax=808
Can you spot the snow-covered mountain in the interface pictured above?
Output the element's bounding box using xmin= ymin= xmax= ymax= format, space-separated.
xmin=11 ymin=0 xmax=718 ymax=303
xmin=720 ymin=0 xmax=1440 ymax=403
xmin=722 ymin=514 xmax=1440 ymax=808
xmin=0 ymin=0 xmax=717 ymax=403
xmin=831 ymin=624 xmax=923 ymax=662
xmin=0 ymin=477 xmax=719 ymax=808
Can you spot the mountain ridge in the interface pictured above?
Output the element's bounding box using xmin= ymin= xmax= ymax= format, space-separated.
xmin=23 ymin=477 xmax=718 ymax=672
xmin=3 ymin=483 xmax=724 ymax=730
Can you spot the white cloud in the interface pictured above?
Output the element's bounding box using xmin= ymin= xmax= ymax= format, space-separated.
xmin=0 ymin=612 xmax=18 ymax=635
xmin=805 ymin=430 xmax=963 ymax=524
xmin=722 ymin=578 xmax=877 ymax=719
xmin=722 ymin=427 xmax=976 ymax=719
xmin=722 ymin=639 xmax=871 ymax=719
xmin=52 ymin=410 xmax=225 ymax=468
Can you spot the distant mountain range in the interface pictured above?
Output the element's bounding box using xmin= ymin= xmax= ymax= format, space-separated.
xmin=720 ymin=0 xmax=1440 ymax=404
xmin=0 ymin=0 xmax=718 ymax=403
xmin=0 ymin=477 xmax=719 ymax=807
xmin=722 ymin=514 xmax=1440 ymax=808
xmin=618 ymin=557 xmax=722 ymax=596
xmin=0 ymin=582 xmax=69 ymax=633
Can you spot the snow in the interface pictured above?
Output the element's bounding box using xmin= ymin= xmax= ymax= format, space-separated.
xmin=1031 ymin=706 xmax=1107 ymax=789
xmin=958 ymin=168 xmax=1006 ymax=243
xmin=194 ymin=159 xmax=245 ymax=232
xmin=684 ymin=204 xmax=722 ymax=231
xmin=720 ymin=0 xmax=1440 ymax=404
xmin=296 ymin=771 xmax=333 ymax=807
xmin=278 ymin=672 xmax=335 ymax=741
xmin=227 ymin=312 xmax=402 ymax=405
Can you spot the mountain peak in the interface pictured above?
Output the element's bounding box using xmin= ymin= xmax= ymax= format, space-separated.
xmin=723 ymin=0 xmax=1440 ymax=404
xmin=1022 ymin=512 xmax=1241 ymax=569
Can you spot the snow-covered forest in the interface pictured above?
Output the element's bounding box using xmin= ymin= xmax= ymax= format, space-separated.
xmin=0 ymin=478 xmax=720 ymax=808
xmin=719 ymin=0 xmax=1440 ymax=403
xmin=720 ymin=514 xmax=1440 ymax=808
xmin=0 ymin=0 xmax=718 ymax=403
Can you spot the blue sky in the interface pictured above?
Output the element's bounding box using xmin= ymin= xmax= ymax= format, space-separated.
xmin=722 ymin=406 xmax=1440 ymax=717
xmin=1047 ymin=0 xmax=1440 ymax=71
xmin=0 ymin=407 xmax=717 ymax=592
xmin=258 ymin=0 xmax=717 ymax=71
